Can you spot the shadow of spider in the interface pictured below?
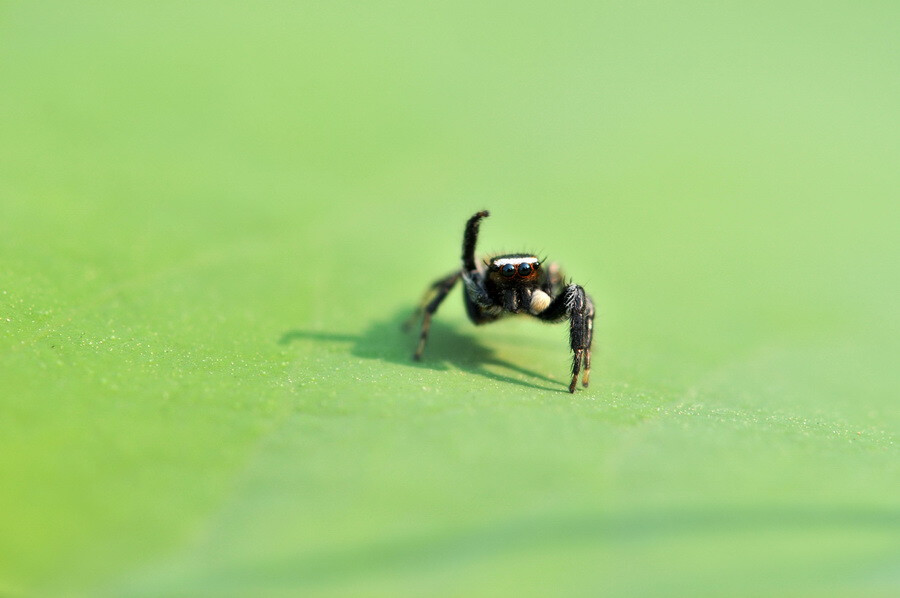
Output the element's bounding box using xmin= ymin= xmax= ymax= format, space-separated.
xmin=279 ymin=308 xmax=566 ymax=393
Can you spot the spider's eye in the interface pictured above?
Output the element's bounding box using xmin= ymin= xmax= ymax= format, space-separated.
xmin=501 ymin=264 xmax=516 ymax=277
xmin=518 ymin=263 xmax=532 ymax=276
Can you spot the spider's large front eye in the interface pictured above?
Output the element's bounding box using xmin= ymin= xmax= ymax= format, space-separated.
xmin=501 ymin=264 xmax=516 ymax=277
xmin=518 ymin=263 xmax=532 ymax=276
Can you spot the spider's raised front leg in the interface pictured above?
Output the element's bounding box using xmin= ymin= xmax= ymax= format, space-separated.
xmin=535 ymin=283 xmax=594 ymax=392
xmin=462 ymin=210 xmax=489 ymax=272
xmin=459 ymin=209 xmax=498 ymax=324
xmin=406 ymin=270 xmax=461 ymax=360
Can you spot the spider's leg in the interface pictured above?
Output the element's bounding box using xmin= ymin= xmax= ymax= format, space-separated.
xmin=582 ymin=296 xmax=595 ymax=387
xmin=403 ymin=270 xmax=461 ymax=331
xmin=535 ymin=284 xmax=592 ymax=393
xmin=459 ymin=210 xmax=498 ymax=324
xmin=462 ymin=210 xmax=489 ymax=272
xmin=412 ymin=272 xmax=461 ymax=360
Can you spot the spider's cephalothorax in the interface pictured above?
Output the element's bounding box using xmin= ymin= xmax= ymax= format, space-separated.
xmin=406 ymin=210 xmax=595 ymax=393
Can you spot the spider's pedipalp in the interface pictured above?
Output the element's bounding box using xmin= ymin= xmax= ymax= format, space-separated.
xmin=529 ymin=289 xmax=551 ymax=314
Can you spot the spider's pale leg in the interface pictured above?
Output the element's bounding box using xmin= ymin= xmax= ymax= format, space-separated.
xmin=582 ymin=298 xmax=595 ymax=387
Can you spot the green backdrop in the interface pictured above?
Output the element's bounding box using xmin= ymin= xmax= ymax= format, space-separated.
xmin=1 ymin=2 xmax=897 ymax=596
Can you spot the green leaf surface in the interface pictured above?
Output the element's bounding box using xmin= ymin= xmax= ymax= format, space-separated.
xmin=1 ymin=2 xmax=898 ymax=596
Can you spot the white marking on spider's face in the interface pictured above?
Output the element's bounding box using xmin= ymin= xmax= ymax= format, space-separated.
xmin=530 ymin=290 xmax=551 ymax=314
xmin=491 ymin=256 xmax=539 ymax=267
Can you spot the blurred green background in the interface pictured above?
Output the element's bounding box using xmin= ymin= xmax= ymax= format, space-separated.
xmin=1 ymin=1 xmax=898 ymax=596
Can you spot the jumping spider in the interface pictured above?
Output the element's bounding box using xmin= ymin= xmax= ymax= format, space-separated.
xmin=406 ymin=210 xmax=595 ymax=393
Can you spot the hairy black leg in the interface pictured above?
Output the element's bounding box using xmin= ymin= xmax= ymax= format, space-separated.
xmin=566 ymin=287 xmax=587 ymax=393
xmin=403 ymin=271 xmax=460 ymax=332
xmin=412 ymin=272 xmax=460 ymax=360
xmin=536 ymin=284 xmax=591 ymax=392
xmin=460 ymin=210 xmax=494 ymax=311
xmin=535 ymin=283 xmax=580 ymax=322
xmin=462 ymin=210 xmax=489 ymax=272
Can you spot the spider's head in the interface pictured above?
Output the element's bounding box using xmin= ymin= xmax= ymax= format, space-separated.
xmin=486 ymin=254 xmax=542 ymax=286
xmin=485 ymin=254 xmax=545 ymax=313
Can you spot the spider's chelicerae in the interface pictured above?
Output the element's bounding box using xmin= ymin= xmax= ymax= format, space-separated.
xmin=406 ymin=210 xmax=595 ymax=393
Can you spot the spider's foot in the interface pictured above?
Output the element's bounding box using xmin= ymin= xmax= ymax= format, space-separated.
xmin=413 ymin=338 xmax=427 ymax=361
